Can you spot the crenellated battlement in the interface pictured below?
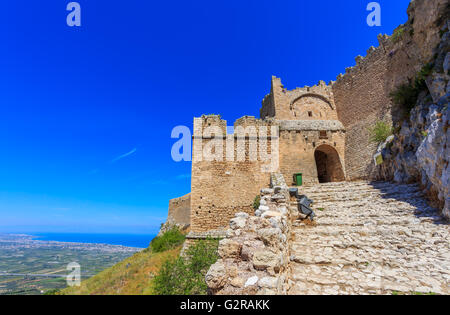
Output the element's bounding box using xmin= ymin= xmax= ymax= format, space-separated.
xmin=261 ymin=76 xmax=338 ymax=121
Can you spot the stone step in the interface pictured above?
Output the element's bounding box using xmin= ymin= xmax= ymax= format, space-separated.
xmin=303 ymin=190 xmax=423 ymax=203
xmin=296 ymin=189 xmax=422 ymax=200
xmin=309 ymin=205 xmax=437 ymax=216
xmin=290 ymin=244 xmax=450 ymax=268
xmin=313 ymin=217 xmax=428 ymax=227
xmin=292 ymin=224 xmax=449 ymax=238
xmin=289 ymin=263 xmax=449 ymax=295
xmin=310 ymin=210 xmax=445 ymax=226
xmin=288 ymin=180 xmax=449 ymax=295
xmin=299 ymin=182 xmax=419 ymax=193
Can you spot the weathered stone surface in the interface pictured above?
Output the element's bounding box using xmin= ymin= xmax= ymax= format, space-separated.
xmin=244 ymin=276 xmax=259 ymax=287
xmin=230 ymin=277 xmax=245 ymax=288
xmin=257 ymin=228 xmax=283 ymax=247
xmin=253 ymin=250 xmax=281 ymax=271
xmin=230 ymin=217 xmax=247 ymax=230
xmin=205 ymin=261 xmax=227 ymax=290
xmin=235 ymin=212 xmax=250 ymax=219
xmin=443 ymin=52 xmax=450 ymax=74
xmin=241 ymin=240 xmax=264 ymax=261
xmin=158 ymin=193 xmax=191 ymax=236
xmin=261 ymin=211 xmax=282 ymax=219
xmin=259 ymin=277 xmax=278 ymax=289
xmin=289 ymin=181 xmax=449 ymax=295
xmin=426 ymin=73 xmax=449 ymax=103
xmin=218 ymin=239 xmax=242 ymax=259
xmin=206 ymin=174 xmax=292 ymax=295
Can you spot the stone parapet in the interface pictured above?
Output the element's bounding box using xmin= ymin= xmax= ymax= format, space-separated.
xmin=205 ymin=173 xmax=293 ymax=295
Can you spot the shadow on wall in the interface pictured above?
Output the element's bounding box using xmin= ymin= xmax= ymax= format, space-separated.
xmin=369 ymin=181 xmax=448 ymax=225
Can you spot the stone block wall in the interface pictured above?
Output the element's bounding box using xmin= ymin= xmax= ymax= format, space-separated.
xmin=261 ymin=77 xmax=337 ymax=121
xmin=332 ymin=0 xmax=447 ymax=180
xmin=278 ymin=121 xmax=346 ymax=185
xmin=190 ymin=116 xmax=278 ymax=235
xmin=205 ymin=173 xmax=293 ymax=295
xmin=158 ymin=194 xmax=191 ymax=236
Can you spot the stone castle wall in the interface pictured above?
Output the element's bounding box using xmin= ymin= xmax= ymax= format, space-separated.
xmin=158 ymin=193 xmax=191 ymax=236
xmin=332 ymin=0 xmax=447 ymax=180
xmin=189 ymin=115 xmax=278 ymax=235
xmin=172 ymin=0 xmax=450 ymax=241
xmin=278 ymin=124 xmax=346 ymax=186
xmin=206 ymin=174 xmax=293 ymax=295
xmin=261 ymin=78 xmax=337 ymax=121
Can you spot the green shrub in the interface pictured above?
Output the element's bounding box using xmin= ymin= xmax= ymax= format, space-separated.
xmin=390 ymin=82 xmax=418 ymax=113
xmin=253 ymin=195 xmax=261 ymax=210
xmin=368 ymin=121 xmax=393 ymax=144
xmin=391 ymin=27 xmax=405 ymax=43
xmin=150 ymin=227 xmax=186 ymax=253
xmin=390 ymin=63 xmax=433 ymax=113
xmin=152 ymin=238 xmax=219 ymax=295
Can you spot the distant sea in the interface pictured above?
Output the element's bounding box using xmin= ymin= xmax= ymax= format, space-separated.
xmin=30 ymin=233 xmax=156 ymax=249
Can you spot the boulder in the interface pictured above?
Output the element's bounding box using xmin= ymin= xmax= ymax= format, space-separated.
xmin=205 ymin=261 xmax=227 ymax=290
xmin=244 ymin=276 xmax=259 ymax=287
xmin=257 ymin=228 xmax=283 ymax=247
xmin=258 ymin=276 xmax=278 ymax=289
xmin=261 ymin=211 xmax=282 ymax=219
xmin=253 ymin=250 xmax=281 ymax=272
xmin=230 ymin=277 xmax=245 ymax=288
xmin=218 ymin=239 xmax=242 ymax=259
xmin=230 ymin=217 xmax=247 ymax=230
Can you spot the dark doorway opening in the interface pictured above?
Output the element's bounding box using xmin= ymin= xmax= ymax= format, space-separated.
xmin=315 ymin=151 xmax=328 ymax=183
xmin=314 ymin=145 xmax=345 ymax=183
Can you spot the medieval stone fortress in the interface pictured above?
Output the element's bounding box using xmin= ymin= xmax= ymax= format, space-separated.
xmin=161 ymin=0 xmax=449 ymax=295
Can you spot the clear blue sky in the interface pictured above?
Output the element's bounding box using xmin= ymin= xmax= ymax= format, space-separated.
xmin=0 ymin=0 xmax=411 ymax=234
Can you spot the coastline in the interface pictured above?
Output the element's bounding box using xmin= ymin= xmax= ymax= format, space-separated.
xmin=1 ymin=232 xmax=155 ymax=249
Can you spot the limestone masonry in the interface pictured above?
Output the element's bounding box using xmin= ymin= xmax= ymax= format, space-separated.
xmin=160 ymin=0 xmax=449 ymax=266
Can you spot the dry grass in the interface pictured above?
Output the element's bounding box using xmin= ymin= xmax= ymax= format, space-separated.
xmin=61 ymin=247 xmax=181 ymax=295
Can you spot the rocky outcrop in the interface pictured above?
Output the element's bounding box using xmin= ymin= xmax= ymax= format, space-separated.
xmin=205 ymin=174 xmax=293 ymax=295
xmin=375 ymin=18 xmax=450 ymax=220
xmin=158 ymin=193 xmax=191 ymax=236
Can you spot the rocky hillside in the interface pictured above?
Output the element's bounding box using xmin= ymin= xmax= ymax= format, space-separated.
xmin=375 ymin=15 xmax=449 ymax=219
xmin=61 ymin=246 xmax=181 ymax=295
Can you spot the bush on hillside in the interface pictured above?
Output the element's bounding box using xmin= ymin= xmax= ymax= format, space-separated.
xmin=368 ymin=121 xmax=393 ymax=144
xmin=152 ymin=238 xmax=219 ymax=295
xmin=391 ymin=27 xmax=405 ymax=43
xmin=390 ymin=63 xmax=433 ymax=114
xmin=150 ymin=227 xmax=186 ymax=253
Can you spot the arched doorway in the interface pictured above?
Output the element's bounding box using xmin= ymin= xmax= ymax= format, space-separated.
xmin=314 ymin=145 xmax=345 ymax=183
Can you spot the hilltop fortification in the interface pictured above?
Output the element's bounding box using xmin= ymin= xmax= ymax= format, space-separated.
xmin=160 ymin=0 xmax=449 ymax=239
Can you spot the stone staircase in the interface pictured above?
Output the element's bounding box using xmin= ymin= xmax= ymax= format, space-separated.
xmin=288 ymin=181 xmax=450 ymax=295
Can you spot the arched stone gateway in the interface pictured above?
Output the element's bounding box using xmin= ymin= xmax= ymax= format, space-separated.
xmin=314 ymin=144 xmax=345 ymax=183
